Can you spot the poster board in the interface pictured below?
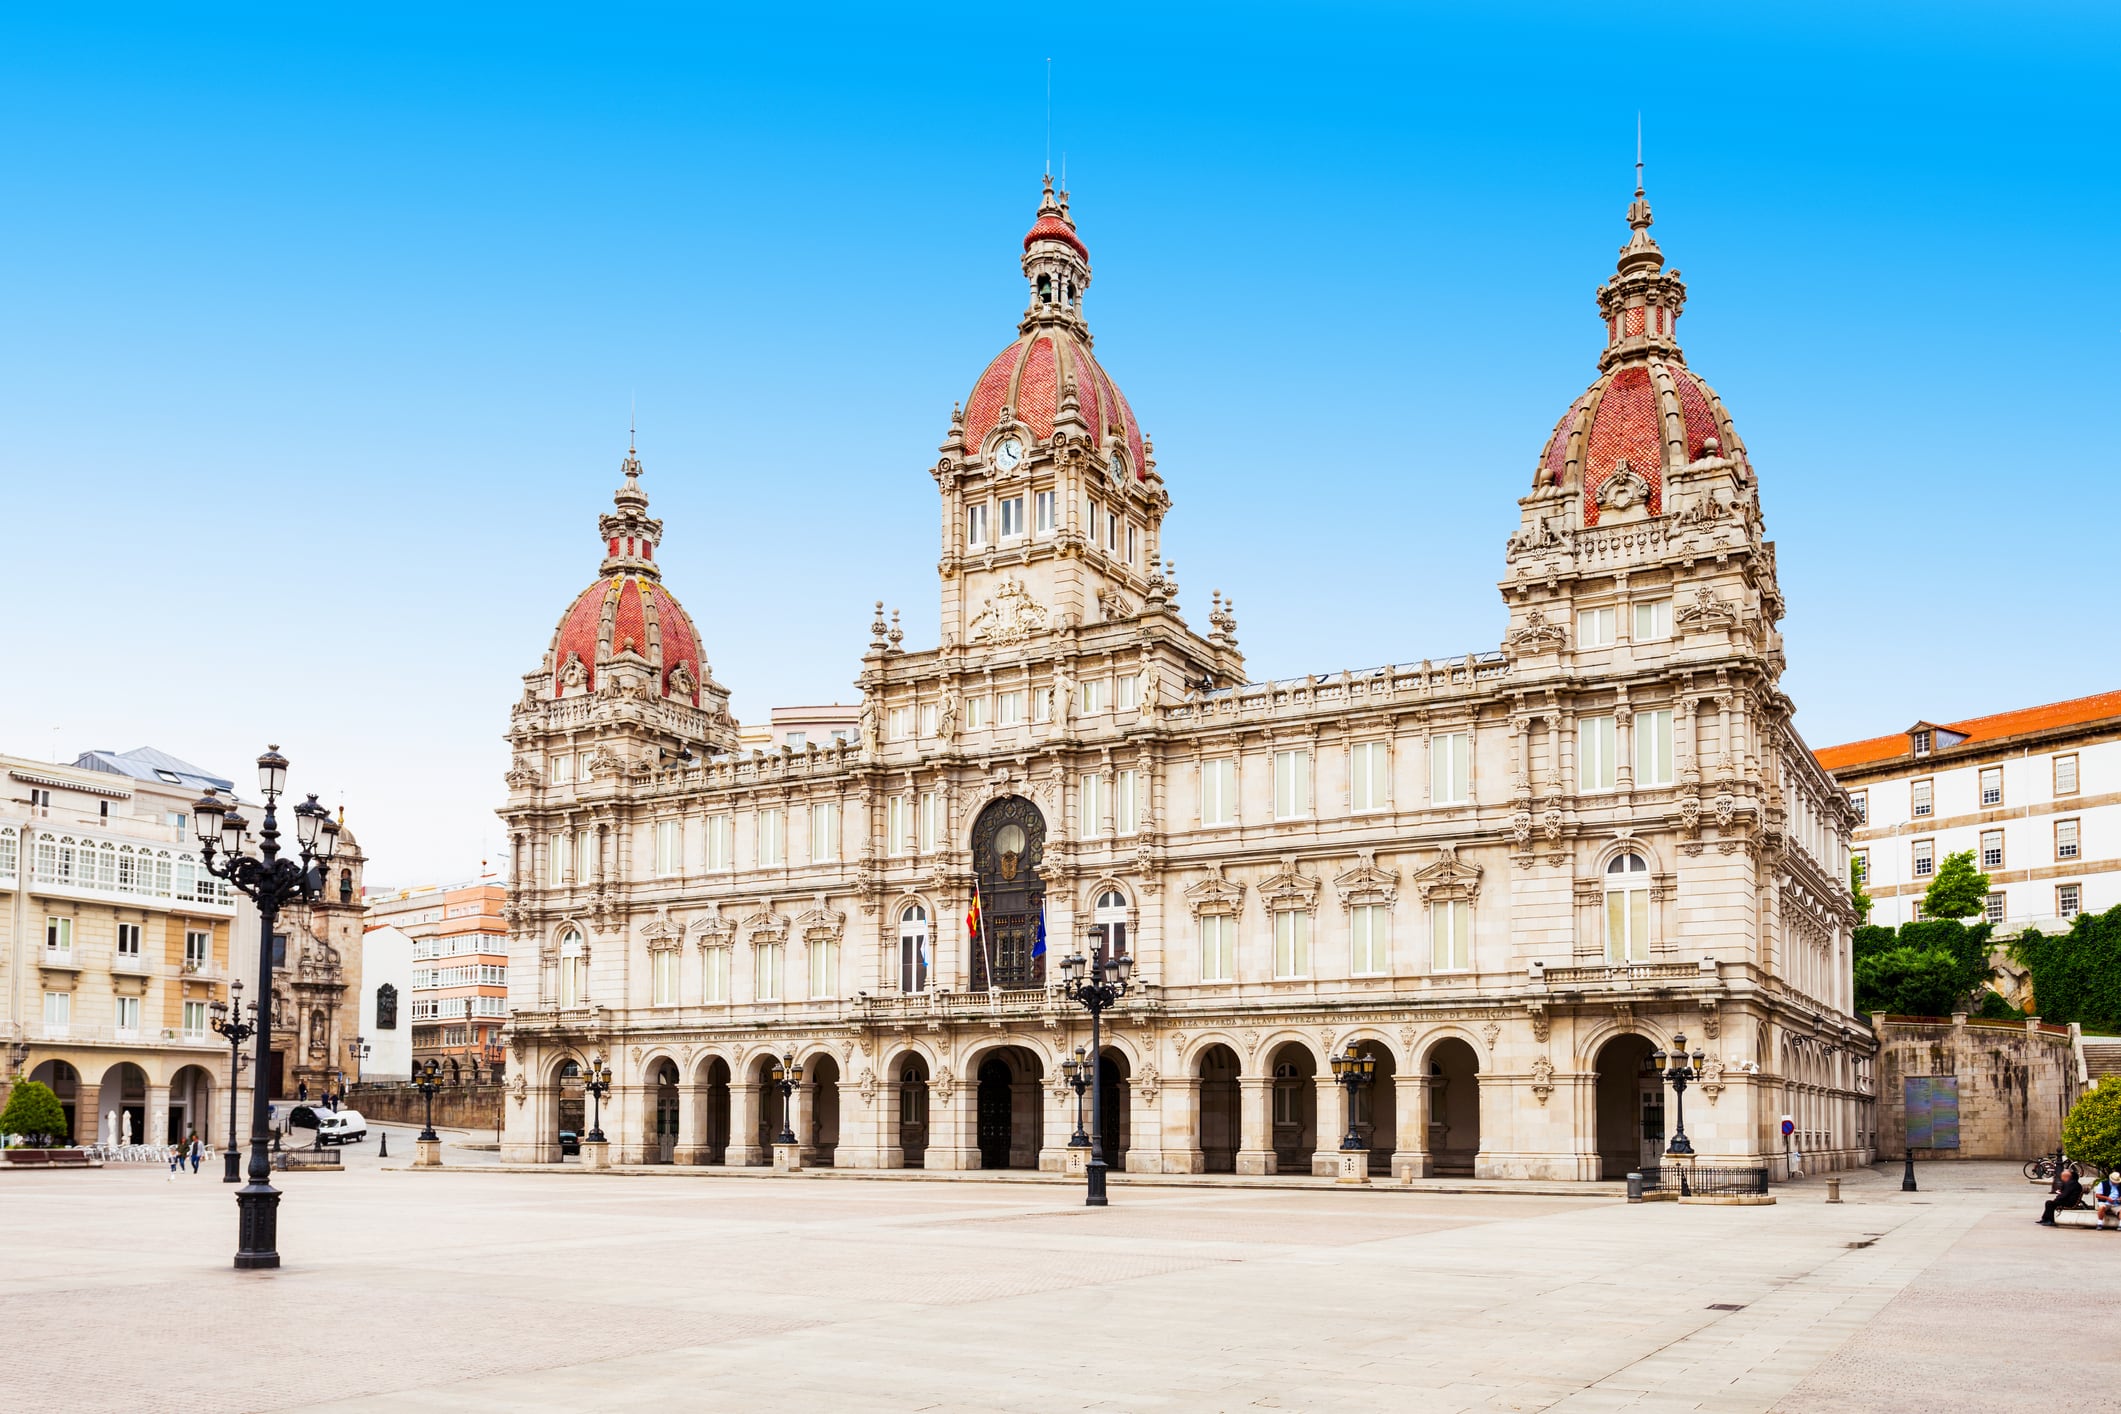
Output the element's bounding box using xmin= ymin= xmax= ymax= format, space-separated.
xmin=1903 ymin=1075 xmax=1961 ymax=1149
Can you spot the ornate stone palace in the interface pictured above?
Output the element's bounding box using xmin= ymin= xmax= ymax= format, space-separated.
xmin=496 ymin=178 xmax=1876 ymax=1181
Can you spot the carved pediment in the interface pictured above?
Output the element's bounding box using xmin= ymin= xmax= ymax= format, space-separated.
xmin=1258 ymin=856 xmax=1320 ymax=914
xmin=688 ymin=904 xmax=734 ymax=946
xmin=741 ymin=902 xmax=788 ymax=943
xmin=796 ymin=893 xmax=846 ymax=941
xmin=1184 ymin=864 xmax=1245 ymax=919
xmin=1505 ymin=606 xmax=1568 ymax=653
xmin=640 ymin=906 xmax=681 ymax=953
xmin=1594 ymin=459 xmax=1653 ymax=514
xmin=1412 ymin=842 xmax=1483 ymax=902
xmin=504 ymin=758 xmax=542 ymax=790
xmin=1333 ymin=849 xmax=1399 ymax=909
xmin=1676 ymin=585 xmax=1741 ymax=632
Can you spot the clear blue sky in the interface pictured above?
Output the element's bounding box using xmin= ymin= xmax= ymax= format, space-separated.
xmin=3 ymin=4 xmax=2114 ymax=884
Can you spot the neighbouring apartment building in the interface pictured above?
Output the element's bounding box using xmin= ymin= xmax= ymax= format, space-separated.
xmin=366 ymin=879 xmax=510 ymax=1082
xmin=492 ymin=177 xmax=1873 ymax=1182
xmin=1815 ymin=690 xmax=2118 ymax=933
xmin=1 ymin=747 xmax=253 ymax=1146
xmin=735 ymin=705 xmax=860 ymax=755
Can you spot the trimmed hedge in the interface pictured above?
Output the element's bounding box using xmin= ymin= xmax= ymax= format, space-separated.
xmin=2062 ymin=1083 xmax=2121 ymax=1179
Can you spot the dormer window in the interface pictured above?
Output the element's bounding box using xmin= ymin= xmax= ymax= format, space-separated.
xmin=1912 ymin=728 xmax=1932 ymax=757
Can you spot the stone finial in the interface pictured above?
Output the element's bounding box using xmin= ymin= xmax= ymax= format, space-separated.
xmin=869 ymin=600 xmax=889 ymax=651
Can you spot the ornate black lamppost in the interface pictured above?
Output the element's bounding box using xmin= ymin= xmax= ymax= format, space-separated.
xmin=344 ymin=1036 xmax=370 ymax=1105
xmin=770 ymin=1052 xmax=803 ymax=1146
xmin=583 ymin=1054 xmax=613 ymax=1144
xmin=1059 ymin=947 xmax=1134 ymax=1207
xmin=413 ymin=1058 xmax=443 ymax=1142
xmin=1331 ymin=1043 xmax=1377 ymax=1154
xmin=208 ymin=980 xmax=258 ymax=1184
xmin=1650 ymin=1033 xmax=1706 ymax=1157
xmin=193 ymin=748 xmax=339 ymax=1271
xmin=1061 ymin=1044 xmax=1092 ymax=1156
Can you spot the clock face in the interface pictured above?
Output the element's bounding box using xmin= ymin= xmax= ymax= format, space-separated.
xmin=1108 ymin=451 xmax=1127 ymax=484
xmin=995 ymin=438 xmax=1023 ymax=471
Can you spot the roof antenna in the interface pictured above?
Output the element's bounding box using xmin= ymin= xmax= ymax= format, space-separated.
xmin=629 ymin=393 xmax=637 ymax=454
xmin=1635 ymin=112 xmax=1644 ymax=193
xmin=1045 ymin=57 xmax=1053 ymax=178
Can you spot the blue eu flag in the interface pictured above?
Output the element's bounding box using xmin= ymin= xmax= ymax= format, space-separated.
xmin=1033 ymin=902 xmax=1047 ymax=958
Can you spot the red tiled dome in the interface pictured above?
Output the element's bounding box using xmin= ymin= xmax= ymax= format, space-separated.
xmin=1024 ymin=212 xmax=1088 ymax=260
xmin=549 ymin=574 xmax=705 ymax=706
xmin=962 ymin=327 xmax=1146 ymax=477
xmin=1536 ymin=357 xmax=1747 ymax=527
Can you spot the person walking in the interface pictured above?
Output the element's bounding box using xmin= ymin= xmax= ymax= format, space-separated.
xmin=188 ymin=1133 xmax=203 ymax=1174
xmin=2040 ymin=1165 xmax=2085 ymax=1225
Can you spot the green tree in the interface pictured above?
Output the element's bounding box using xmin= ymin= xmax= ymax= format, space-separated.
xmin=0 ymin=1080 xmax=71 ymax=1147
xmin=2011 ymin=906 xmax=2121 ymax=1033
xmin=1854 ymin=946 xmax=1972 ymax=1017
xmin=1849 ymin=855 xmax=1873 ymax=925
xmin=2063 ymin=1084 xmax=2121 ymax=1177
xmin=1922 ymin=849 xmax=1990 ymax=921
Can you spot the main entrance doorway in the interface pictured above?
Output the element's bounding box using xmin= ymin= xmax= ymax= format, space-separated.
xmin=972 ymin=1045 xmax=1044 ymax=1169
xmin=968 ymin=798 xmax=1047 ymax=991
xmin=1593 ymin=1034 xmax=1663 ymax=1177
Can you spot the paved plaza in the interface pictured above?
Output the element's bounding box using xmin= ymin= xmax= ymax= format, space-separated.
xmin=3 ymin=1138 xmax=2112 ymax=1413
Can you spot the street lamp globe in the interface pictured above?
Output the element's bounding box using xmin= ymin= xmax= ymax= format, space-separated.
xmin=294 ymin=793 xmax=324 ymax=848
xmin=220 ymin=809 xmax=249 ymax=859
xmin=256 ymin=746 xmax=289 ymax=800
xmin=192 ymin=791 xmax=226 ymax=849
xmin=316 ymin=817 xmax=339 ymax=861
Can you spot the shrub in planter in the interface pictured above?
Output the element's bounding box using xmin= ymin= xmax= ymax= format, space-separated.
xmin=1 ymin=1080 xmax=72 ymax=1147
xmin=2063 ymin=1084 xmax=2121 ymax=1178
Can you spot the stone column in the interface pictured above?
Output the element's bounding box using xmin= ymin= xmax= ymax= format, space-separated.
xmin=836 ymin=1068 xmax=879 ymax=1169
xmin=1236 ymin=1076 xmax=1274 ymax=1175
xmin=1392 ymin=1074 xmax=1432 ymax=1180
xmin=674 ymin=1076 xmax=706 ymax=1165
xmin=1126 ymin=1079 xmax=1164 ymax=1174
xmin=931 ymin=1066 xmax=980 ymax=1171
xmin=727 ymin=1079 xmax=763 ymax=1166
xmin=611 ymin=1082 xmax=649 ymax=1164
xmin=1162 ymin=1075 xmax=1205 ymax=1174
xmin=1038 ymin=1076 xmax=1073 ymax=1172
xmin=146 ymin=1084 xmax=171 ymax=1151
xmin=1309 ymin=1074 xmax=1345 ymax=1177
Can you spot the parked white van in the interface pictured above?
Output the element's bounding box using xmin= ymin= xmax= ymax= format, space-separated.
xmin=315 ymin=1110 xmax=368 ymax=1146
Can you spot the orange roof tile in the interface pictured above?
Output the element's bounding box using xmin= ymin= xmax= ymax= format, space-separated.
xmin=1814 ymin=689 xmax=2121 ymax=772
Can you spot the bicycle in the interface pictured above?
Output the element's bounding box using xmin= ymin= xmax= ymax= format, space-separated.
xmin=2024 ymin=1150 xmax=2102 ymax=1182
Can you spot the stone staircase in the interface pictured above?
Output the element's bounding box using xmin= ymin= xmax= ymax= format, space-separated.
xmin=2081 ymin=1037 xmax=2121 ymax=1082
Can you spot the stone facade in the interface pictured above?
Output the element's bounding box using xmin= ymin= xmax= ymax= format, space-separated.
xmin=1873 ymin=1014 xmax=2085 ymax=1160
xmin=496 ymin=178 xmax=1878 ymax=1182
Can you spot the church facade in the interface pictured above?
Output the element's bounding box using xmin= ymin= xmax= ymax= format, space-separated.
xmin=496 ymin=179 xmax=1876 ymax=1181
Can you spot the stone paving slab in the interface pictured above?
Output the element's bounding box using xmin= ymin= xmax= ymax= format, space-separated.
xmin=0 ymin=1159 xmax=2069 ymax=1412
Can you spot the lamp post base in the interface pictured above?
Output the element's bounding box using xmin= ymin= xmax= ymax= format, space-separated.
xmin=222 ymin=1149 xmax=240 ymax=1183
xmin=1085 ymin=1159 xmax=1109 ymax=1207
xmin=413 ymin=1138 xmax=443 ymax=1169
xmin=772 ymin=1142 xmax=803 ymax=1172
xmin=580 ymin=1139 xmax=611 ymax=1172
xmin=1335 ymin=1149 xmax=1371 ymax=1185
xmin=233 ymin=1183 xmax=281 ymax=1270
xmin=1064 ymin=1141 xmax=1089 ymax=1177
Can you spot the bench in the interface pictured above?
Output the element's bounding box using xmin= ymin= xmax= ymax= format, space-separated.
xmin=2046 ymin=1200 xmax=2115 ymax=1229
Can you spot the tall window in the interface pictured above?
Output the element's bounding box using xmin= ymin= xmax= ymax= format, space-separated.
xmin=1350 ymin=903 xmax=1388 ymax=976
xmin=1634 ymin=599 xmax=1672 ymax=641
xmin=1035 ymin=490 xmax=1055 ymax=533
xmin=1273 ymin=911 xmax=1310 ymax=979
xmin=1200 ymin=914 xmax=1234 ymax=982
xmin=1577 ymin=606 xmax=1616 ymax=649
xmin=887 ymin=796 xmax=912 ymax=856
xmin=1430 ymin=900 xmax=1471 ymax=971
xmin=2055 ymin=754 xmax=2079 ymax=795
xmin=184 ymin=930 xmax=210 ymax=970
xmin=2056 ymin=818 xmax=2080 ymax=861
xmin=999 ymin=496 xmax=1024 ymax=539
xmin=965 ymin=696 xmax=988 ymax=730
xmin=1079 ymin=773 xmax=1106 ymax=839
xmin=1079 ymin=679 xmax=1107 ymax=715
xmin=1983 ymin=893 xmax=2007 ymax=925
xmin=558 ymin=929 xmax=585 ymax=1008
xmin=918 ymin=792 xmax=941 ymax=854
xmin=918 ymin=703 xmax=939 ymax=738
xmin=1351 ymin=741 xmax=1390 ymax=812
xmin=2059 ymin=883 xmax=2082 ymax=919
xmin=753 ymin=941 xmax=783 ymax=1001
xmin=1202 ymin=759 xmax=1238 ymax=826
xmin=1852 ymin=851 xmax=1869 ymax=888
xmin=1579 ymin=716 xmax=1618 ymax=792
xmin=1430 ymin=732 xmax=1470 ymax=805
xmin=652 ymin=950 xmax=678 ymax=1006
xmin=1634 ymin=709 xmax=1674 ymax=787
xmin=1091 ymin=890 xmax=1130 ymax=959
xmin=966 ymin=503 xmax=989 ymax=547
xmin=1980 ymin=829 xmax=2005 ymax=870
xmin=758 ymin=809 xmax=784 ymax=867
xmin=1117 ymin=674 xmax=1139 ymax=712
xmin=550 ymin=753 xmax=574 ymax=785
xmin=808 ymin=937 xmax=837 ymax=999
xmin=996 ymin=691 xmax=1024 ymax=726
xmin=1911 ymin=779 xmax=1933 ymax=817
xmin=655 ymin=819 xmax=681 ymax=877
xmin=1979 ymin=767 xmax=2003 ymax=808
xmin=45 ymin=917 xmax=72 ymax=958
xmin=1273 ymin=750 xmax=1310 ymax=820
xmin=548 ymin=834 xmax=568 ymax=886
xmin=888 ymin=706 xmax=911 ymax=741
xmin=182 ymin=1000 xmax=207 ymax=1038
xmin=114 ymin=995 xmax=140 ymax=1036
xmin=899 ymin=905 xmax=929 ymax=993
xmin=1604 ymin=852 xmax=1650 ymax=963
xmin=703 ymin=947 xmax=729 ymax=1003
xmin=810 ymin=802 xmax=839 ymax=862
xmin=116 ymin=922 xmax=142 ymax=960
xmin=1913 ymin=838 xmax=1935 ymax=877
xmin=1851 ymin=790 xmax=1867 ymax=824
xmin=1116 ymin=769 xmax=1140 ymax=836
xmin=576 ymin=830 xmax=595 ymax=883
xmin=706 ymin=815 xmax=732 ymax=871
xmin=42 ymin=990 xmax=69 ymax=1034
xmin=1033 ymin=687 xmax=1053 ymax=722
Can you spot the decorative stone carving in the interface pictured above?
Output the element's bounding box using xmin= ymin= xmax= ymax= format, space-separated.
xmin=1257 ymin=857 xmax=1321 ymax=915
xmin=1530 ymin=1055 xmax=1555 ymax=1105
xmin=1594 ymin=459 xmax=1652 ymax=512
xmin=505 ymin=758 xmax=541 ymax=790
xmin=1412 ymin=844 xmax=1482 ymax=903
xmin=1676 ymin=585 xmax=1740 ymax=632
xmin=1334 ymin=850 xmax=1400 ymax=909
xmin=1096 ymin=587 xmax=1135 ymax=621
xmin=932 ymin=1066 xmax=956 ymax=1105
xmin=641 ymin=907 xmax=681 ymax=952
xmin=967 ymin=577 xmax=1051 ymax=645
xmin=1699 ymin=1055 xmax=1726 ymax=1104
xmin=1527 ymin=1002 xmax=1550 ymax=1044
xmin=1480 ymin=1021 xmax=1501 ymax=1052
xmin=1505 ymin=607 xmax=1568 ymax=653
xmin=510 ymin=1073 xmax=528 ymax=1108
xmin=1242 ymin=1028 xmax=1261 ymax=1057
xmin=859 ymin=1069 xmax=879 ymax=1108
xmin=1138 ymin=1064 xmax=1161 ymax=1106
xmin=1184 ymin=863 xmax=1246 ymax=918
xmin=1510 ymin=810 xmax=1534 ymax=851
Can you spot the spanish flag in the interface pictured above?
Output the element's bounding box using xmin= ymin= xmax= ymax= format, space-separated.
xmin=966 ymin=879 xmax=983 ymax=942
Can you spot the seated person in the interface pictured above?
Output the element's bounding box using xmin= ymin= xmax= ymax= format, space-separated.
xmin=2095 ymin=1171 xmax=2121 ymax=1231
xmin=2040 ymin=1167 xmax=2086 ymax=1225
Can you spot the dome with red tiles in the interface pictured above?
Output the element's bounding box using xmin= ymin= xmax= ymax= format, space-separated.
xmin=546 ymin=448 xmax=709 ymax=706
xmin=1534 ymin=182 xmax=1750 ymax=526
xmin=958 ymin=177 xmax=1148 ymax=479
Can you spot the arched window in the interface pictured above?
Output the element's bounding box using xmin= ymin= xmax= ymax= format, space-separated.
xmin=558 ymin=928 xmax=586 ymax=1008
xmin=1604 ymin=852 xmax=1651 ymax=963
xmin=898 ymin=904 xmax=929 ymax=994
xmin=901 ymin=1066 xmax=927 ymax=1125
xmin=1091 ymin=889 xmax=1129 ymax=960
xmin=338 ymin=869 xmax=353 ymax=904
